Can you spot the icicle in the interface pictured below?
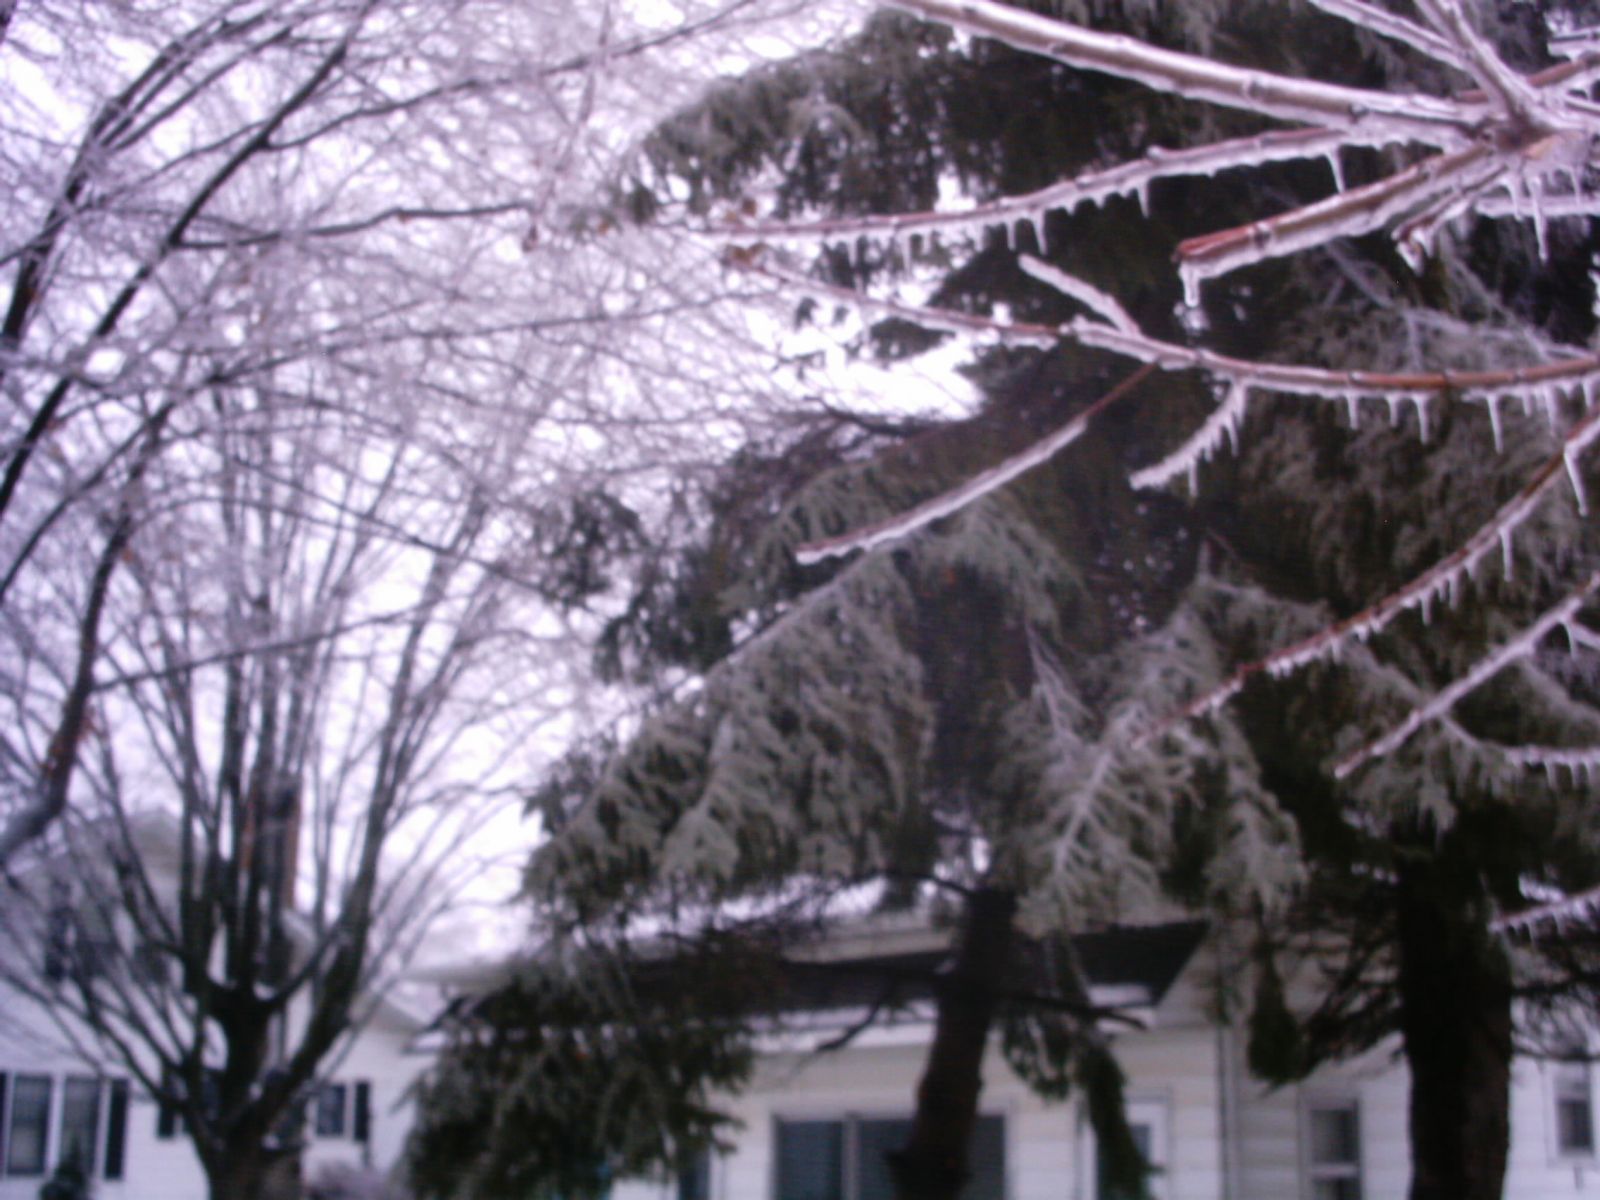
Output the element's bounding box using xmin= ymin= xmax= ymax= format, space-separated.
xmin=1412 ymin=393 xmax=1431 ymax=442
xmin=1564 ymin=620 xmax=1580 ymax=655
xmin=1006 ymin=220 xmax=1017 ymax=252
xmin=1136 ymin=179 xmax=1150 ymax=218
xmin=1584 ymin=376 xmax=1597 ymax=409
xmin=1500 ymin=526 xmax=1516 ymax=580
xmin=1521 ymin=390 xmax=1536 ymax=418
xmin=1325 ymin=148 xmax=1345 ymax=193
xmin=1564 ymin=446 xmax=1589 ymax=514
xmin=1187 ymin=459 xmax=1200 ymax=496
xmin=1345 ymin=394 xmax=1361 ymax=428
xmin=1420 ymin=591 xmax=1433 ymax=626
xmin=1543 ymin=386 xmax=1560 ymax=431
xmin=1027 ymin=214 xmax=1046 ymax=256
xmin=1531 ymin=183 xmax=1550 ymax=264
xmin=1179 ymin=266 xmax=1202 ymax=311
xmin=1486 ymin=393 xmax=1505 ymax=452
xmin=1385 ymin=393 xmax=1402 ymax=426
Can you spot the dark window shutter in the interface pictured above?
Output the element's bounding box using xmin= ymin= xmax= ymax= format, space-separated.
xmin=104 ymin=1079 xmax=129 ymax=1180
xmin=353 ymin=1081 xmax=371 ymax=1145
xmin=155 ymin=1069 xmax=177 ymax=1140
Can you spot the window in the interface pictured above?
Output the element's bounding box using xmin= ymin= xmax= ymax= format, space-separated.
xmin=1087 ymin=1098 xmax=1168 ymax=1200
xmin=58 ymin=1077 xmax=101 ymax=1175
xmin=1305 ymin=1101 xmax=1362 ymax=1200
xmin=1555 ymin=1060 xmax=1595 ymax=1157
xmin=315 ymin=1083 xmax=348 ymax=1137
xmin=773 ymin=1114 xmax=1003 ymax=1200
xmin=5 ymin=1075 xmax=51 ymax=1176
xmin=0 ymin=1074 xmax=129 ymax=1181
xmin=676 ymin=1148 xmax=712 ymax=1200
xmin=313 ymin=1080 xmax=371 ymax=1141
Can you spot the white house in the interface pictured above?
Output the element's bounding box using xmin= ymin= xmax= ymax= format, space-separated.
xmin=585 ymin=915 xmax=1600 ymax=1200
xmin=0 ymin=815 xmax=429 ymax=1200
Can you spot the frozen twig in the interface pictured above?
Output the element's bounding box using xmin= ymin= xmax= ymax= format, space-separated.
xmin=795 ymin=364 xmax=1155 ymax=564
xmin=888 ymin=0 xmax=1482 ymax=138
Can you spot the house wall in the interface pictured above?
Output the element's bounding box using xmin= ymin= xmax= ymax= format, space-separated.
xmin=615 ymin=1011 xmax=1600 ymax=1200
xmin=612 ymin=1008 xmax=1231 ymax=1200
xmin=0 ymin=988 xmax=423 ymax=1200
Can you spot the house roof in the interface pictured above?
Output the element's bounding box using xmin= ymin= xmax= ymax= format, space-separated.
xmin=772 ymin=919 xmax=1207 ymax=1016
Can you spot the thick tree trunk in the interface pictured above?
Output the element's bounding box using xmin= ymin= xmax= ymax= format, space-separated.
xmin=1394 ymin=847 xmax=1513 ymax=1200
xmin=206 ymin=1142 xmax=299 ymax=1200
xmin=891 ymin=887 xmax=1016 ymax=1200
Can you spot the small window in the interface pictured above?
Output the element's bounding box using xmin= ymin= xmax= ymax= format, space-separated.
xmin=1555 ymin=1060 xmax=1595 ymax=1156
xmin=6 ymin=1075 xmax=52 ymax=1177
xmin=315 ymin=1083 xmax=348 ymax=1138
xmin=59 ymin=1077 xmax=102 ymax=1175
xmin=774 ymin=1114 xmax=1003 ymax=1200
xmin=1089 ymin=1099 xmax=1168 ymax=1200
xmin=676 ymin=1148 xmax=711 ymax=1200
xmin=1305 ymin=1102 xmax=1362 ymax=1200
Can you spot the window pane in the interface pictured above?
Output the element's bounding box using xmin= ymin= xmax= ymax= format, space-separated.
xmin=1096 ymin=1121 xmax=1152 ymax=1200
xmin=775 ymin=1120 xmax=843 ymax=1200
xmin=963 ymin=1115 xmax=1005 ymax=1200
xmin=7 ymin=1075 xmax=52 ymax=1176
xmin=315 ymin=1084 xmax=347 ymax=1137
xmin=676 ymin=1148 xmax=711 ymax=1200
xmin=857 ymin=1118 xmax=912 ymax=1200
xmin=1560 ymin=1096 xmax=1596 ymax=1154
xmin=60 ymin=1077 xmax=101 ymax=1175
xmin=1313 ymin=1179 xmax=1362 ymax=1200
xmin=1309 ymin=1107 xmax=1360 ymax=1166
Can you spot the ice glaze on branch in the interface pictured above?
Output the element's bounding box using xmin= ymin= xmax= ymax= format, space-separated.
xmin=1492 ymin=883 xmax=1600 ymax=935
xmin=708 ymin=127 xmax=1361 ymax=248
xmin=795 ymin=363 xmax=1156 ymax=564
xmin=1335 ymin=568 xmax=1600 ymax=777
xmin=888 ymin=0 xmax=1482 ymax=137
xmin=1153 ymin=402 xmax=1600 ymax=733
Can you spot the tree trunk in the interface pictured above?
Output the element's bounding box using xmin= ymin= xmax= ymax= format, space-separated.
xmin=891 ymin=887 xmax=1016 ymax=1200
xmin=206 ymin=1142 xmax=299 ymax=1200
xmin=1394 ymin=844 xmax=1513 ymax=1200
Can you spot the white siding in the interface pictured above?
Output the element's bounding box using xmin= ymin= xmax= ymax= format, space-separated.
xmin=0 ymin=987 xmax=422 ymax=1200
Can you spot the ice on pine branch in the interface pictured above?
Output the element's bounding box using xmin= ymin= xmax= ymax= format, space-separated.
xmin=749 ymin=258 xmax=1600 ymax=561
xmin=1335 ymin=568 xmax=1600 ymax=777
xmin=796 ymin=363 xmax=1153 ymax=564
xmin=1156 ymin=402 xmax=1600 ymax=728
xmin=726 ymin=0 xmax=1599 ymax=305
xmin=888 ymin=0 xmax=1480 ymax=138
xmin=1492 ymin=883 xmax=1600 ymax=936
xmin=709 ymin=127 xmax=1361 ymax=252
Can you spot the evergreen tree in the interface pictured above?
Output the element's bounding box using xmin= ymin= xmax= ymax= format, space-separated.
xmin=428 ymin=4 xmax=1600 ymax=1199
